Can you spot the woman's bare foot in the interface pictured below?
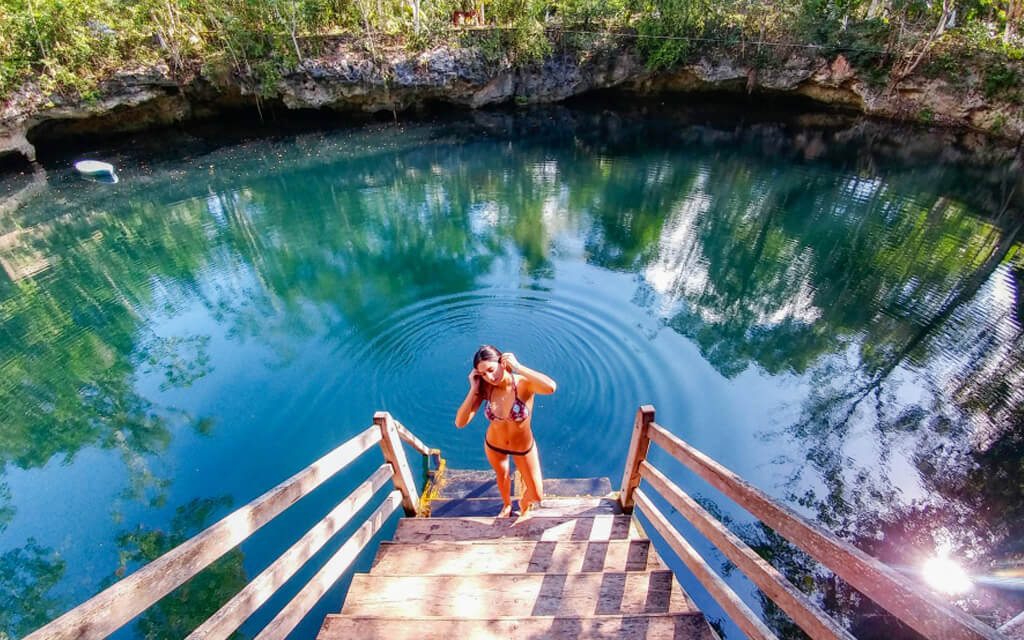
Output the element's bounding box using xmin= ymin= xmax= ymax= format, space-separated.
xmin=498 ymin=502 xmax=513 ymax=517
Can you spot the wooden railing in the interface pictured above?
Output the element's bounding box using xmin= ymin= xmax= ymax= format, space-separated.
xmin=25 ymin=411 xmax=435 ymax=640
xmin=620 ymin=405 xmax=1007 ymax=640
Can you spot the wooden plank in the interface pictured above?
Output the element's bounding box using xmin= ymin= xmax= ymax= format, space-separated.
xmin=186 ymin=463 xmax=394 ymax=640
xmin=640 ymin=461 xmax=853 ymax=640
xmin=429 ymin=497 xmax=621 ymax=518
xmin=439 ymin=474 xmax=614 ymax=500
xmin=375 ymin=412 xmax=419 ymax=516
xmin=437 ymin=470 xmax=502 ymax=499
xmin=543 ymin=477 xmax=614 ymax=497
xmin=635 ymin=489 xmax=779 ymax=640
xmin=341 ymin=570 xmax=699 ymax=617
xmin=317 ymin=614 xmax=717 ymax=640
xmin=646 ymin=423 xmax=1005 ymax=640
xmin=23 ymin=426 xmax=383 ymax=640
xmin=620 ymin=406 xmax=655 ymax=512
xmin=371 ymin=540 xmax=666 ymax=574
xmin=394 ymin=419 xmax=431 ymax=456
xmin=254 ymin=491 xmax=402 ymax=640
xmin=393 ymin=515 xmax=643 ymax=542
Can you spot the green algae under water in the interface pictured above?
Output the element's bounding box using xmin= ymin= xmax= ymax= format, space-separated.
xmin=1 ymin=105 xmax=1022 ymax=639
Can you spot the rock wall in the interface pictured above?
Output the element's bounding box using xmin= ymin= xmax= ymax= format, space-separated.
xmin=1 ymin=43 xmax=1021 ymax=165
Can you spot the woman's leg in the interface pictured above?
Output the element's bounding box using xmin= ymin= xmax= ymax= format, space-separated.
xmin=484 ymin=442 xmax=513 ymax=517
xmin=513 ymin=443 xmax=544 ymax=512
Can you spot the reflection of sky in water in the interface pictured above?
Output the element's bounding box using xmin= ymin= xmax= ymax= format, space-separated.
xmin=0 ymin=114 xmax=1021 ymax=639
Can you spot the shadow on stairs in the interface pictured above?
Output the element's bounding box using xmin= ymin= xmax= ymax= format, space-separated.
xmin=316 ymin=470 xmax=719 ymax=639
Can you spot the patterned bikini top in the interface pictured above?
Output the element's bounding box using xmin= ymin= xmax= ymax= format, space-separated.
xmin=484 ymin=376 xmax=530 ymax=422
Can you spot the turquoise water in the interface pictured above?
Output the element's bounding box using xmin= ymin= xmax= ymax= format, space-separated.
xmin=1 ymin=106 xmax=1022 ymax=639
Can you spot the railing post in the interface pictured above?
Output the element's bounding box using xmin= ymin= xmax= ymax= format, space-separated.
xmin=374 ymin=411 xmax=419 ymax=516
xmin=619 ymin=405 xmax=655 ymax=513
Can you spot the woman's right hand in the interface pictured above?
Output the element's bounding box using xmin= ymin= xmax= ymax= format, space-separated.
xmin=468 ymin=369 xmax=481 ymax=389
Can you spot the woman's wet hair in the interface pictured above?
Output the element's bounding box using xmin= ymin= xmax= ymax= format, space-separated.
xmin=473 ymin=344 xmax=502 ymax=396
xmin=473 ymin=344 xmax=501 ymax=368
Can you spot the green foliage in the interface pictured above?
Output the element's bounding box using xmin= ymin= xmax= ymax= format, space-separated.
xmin=556 ymin=0 xmax=630 ymax=28
xmin=636 ymin=0 xmax=715 ymax=71
xmin=983 ymin=62 xmax=1021 ymax=100
xmin=2 ymin=0 xmax=1024 ymax=108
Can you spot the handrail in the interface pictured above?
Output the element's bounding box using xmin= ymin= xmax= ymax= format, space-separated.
xmin=185 ymin=463 xmax=395 ymax=640
xmin=395 ymin=418 xmax=431 ymax=456
xmin=635 ymin=488 xmax=780 ymax=640
xmin=620 ymin=405 xmax=1007 ymax=640
xmin=640 ymin=460 xmax=853 ymax=640
xmin=26 ymin=412 xmax=436 ymax=640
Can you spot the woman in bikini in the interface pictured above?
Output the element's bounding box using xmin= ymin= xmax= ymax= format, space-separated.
xmin=454 ymin=345 xmax=557 ymax=517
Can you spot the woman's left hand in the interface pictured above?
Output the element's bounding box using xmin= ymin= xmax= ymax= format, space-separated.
xmin=500 ymin=352 xmax=520 ymax=372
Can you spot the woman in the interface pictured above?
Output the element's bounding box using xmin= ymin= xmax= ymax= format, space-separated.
xmin=455 ymin=345 xmax=557 ymax=517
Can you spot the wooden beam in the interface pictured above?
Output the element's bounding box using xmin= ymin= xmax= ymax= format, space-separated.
xmin=394 ymin=419 xmax=431 ymax=456
xmin=634 ymin=489 xmax=779 ymax=640
xmin=619 ymin=405 xmax=655 ymax=513
xmin=23 ymin=426 xmax=383 ymax=640
xmin=640 ymin=461 xmax=854 ymax=640
xmin=254 ymin=491 xmax=402 ymax=640
xmin=185 ymin=463 xmax=394 ymax=640
xmin=646 ymin=423 xmax=1005 ymax=640
xmin=375 ymin=411 xmax=419 ymax=516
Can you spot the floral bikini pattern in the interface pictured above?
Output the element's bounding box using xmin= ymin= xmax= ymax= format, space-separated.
xmin=484 ymin=376 xmax=530 ymax=422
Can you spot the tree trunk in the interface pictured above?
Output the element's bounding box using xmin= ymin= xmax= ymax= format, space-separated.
xmin=1005 ymin=0 xmax=1023 ymax=44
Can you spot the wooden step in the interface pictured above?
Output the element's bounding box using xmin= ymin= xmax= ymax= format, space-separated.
xmin=341 ymin=571 xmax=698 ymax=617
xmin=438 ymin=470 xmax=504 ymax=499
xmin=438 ymin=473 xmax=615 ymax=500
xmin=371 ymin=540 xmax=666 ymax=574
xmin=429 ymin=497 xmax=621 ymax=518
xmin=393 ymin=515 xmax=643 ymax=542
xmin=318 ymin=614 xmax=718 ymax=639
xmin=530 ymin=477 xmax=614 ymax=497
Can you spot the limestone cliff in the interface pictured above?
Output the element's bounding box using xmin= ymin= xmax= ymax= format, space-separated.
xmin=1 ymin=42 xmax=1021 ymax=165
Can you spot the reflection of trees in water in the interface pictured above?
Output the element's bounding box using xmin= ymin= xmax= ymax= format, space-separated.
xmin=0 ymin=199 xmax=217 ymax=516
xmin=620 ymin=148 xmax=1024 ymax=634
xmin=1 ymin=117 xmax=1022 ymax=636
xmin=100 ymin=496 xmax=249 ymax=640
xmin=0 ymin=539 xmax=66 ymax=639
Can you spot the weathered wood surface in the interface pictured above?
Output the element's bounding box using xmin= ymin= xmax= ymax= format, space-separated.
xmin=635 ymin=489 xmax=779 ymax=640
xmin=394 ymin=515 xmax=643 ymax=542
xmin=23 ymin=425 xmax=384 ymax=640
xmin=619 ymin=406 xmax=655 ymax=512
xmin=429 ymin=497 xmax=621 ymax=518
xmin=394 ymin=419 xmax=431 ymax=456
xmin=640 ymin=461 xmax=854 ymax=640
xmin=516 ymin=477 xmax=615 ymax=498
xmin=341 ymin=571 xmax=698 ymax=617
xmin=646 ymin=423 xmax=1005 ymax=640
xmin=439 ymin=474 xmax=614 ymax=500
xmin=439 ymin=469 xmax=506 ymax=499
xmin=375 ymin=411 xmax=419 ymax=516
xmin=254 ymin=491 xmax=402 ymax=640
xmin=371 ymin=540 xmax=666 ymax=574
xmin=186 ymin=463 xmax=395 ymax=640
xmin=317 ymin=614 xmax=717 ymax=640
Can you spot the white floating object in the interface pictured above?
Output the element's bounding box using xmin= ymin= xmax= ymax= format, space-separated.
xmin=74 ymin=160 xmax=116 ymax=177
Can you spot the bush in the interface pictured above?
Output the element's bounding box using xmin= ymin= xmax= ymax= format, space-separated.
xmin=983 ymin=63 xmax=1021 ymax=101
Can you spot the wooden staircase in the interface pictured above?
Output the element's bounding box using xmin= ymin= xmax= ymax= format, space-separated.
xmin=317 ymin=471 xmax=718 ymax=640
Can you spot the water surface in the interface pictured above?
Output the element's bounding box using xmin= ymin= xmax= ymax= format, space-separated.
xmin=1 ymin=106 xmax=1022 ymax=639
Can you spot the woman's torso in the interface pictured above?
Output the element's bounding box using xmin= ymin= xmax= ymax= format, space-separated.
xmin=485 ymin=374 xmax=536 ymax=450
